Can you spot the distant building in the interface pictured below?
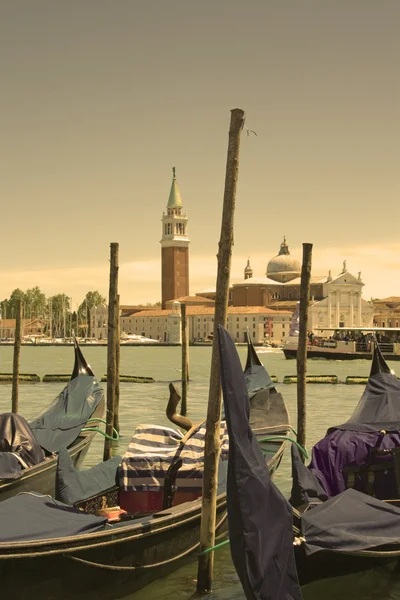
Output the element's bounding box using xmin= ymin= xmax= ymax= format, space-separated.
xmin=372 ymin=297 xmax=400 ymax=328
xmin=0 ymin=318 xmax=46 ymax=339
xmin=197 ymin=238 xmax=374 ymax=333
xmin=160 ymin=168 xmax=190 ymax=308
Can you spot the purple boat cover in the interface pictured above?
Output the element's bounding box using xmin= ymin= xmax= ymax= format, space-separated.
xmin=295 ymin=345 xmax=400 ymax=499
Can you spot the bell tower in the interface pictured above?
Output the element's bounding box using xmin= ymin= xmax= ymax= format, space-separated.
xmin=160 ymin=168 xmax=190 ymax=308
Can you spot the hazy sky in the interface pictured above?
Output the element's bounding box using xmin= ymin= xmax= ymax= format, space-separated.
xmin=1 ymin=1 xmax=399 ymax=307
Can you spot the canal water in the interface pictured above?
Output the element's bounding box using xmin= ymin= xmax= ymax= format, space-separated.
xmin=1 ymin=345 xmax=400 ymax=599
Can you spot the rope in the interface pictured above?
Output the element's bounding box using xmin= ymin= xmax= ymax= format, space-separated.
xmin=198 ymin=538 xmax=230 ymax=556
xmin=64 ymin=542 xmax=198 ymax=570
xmin=258 ymin=436 xmax=309 ymax=460
xmin=81 ymin=418 xmax=119 ymax=441
xmin=62 ymin=512 xmax=228 ymax=571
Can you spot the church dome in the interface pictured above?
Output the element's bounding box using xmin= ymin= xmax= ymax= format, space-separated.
xmin=266 ymin=237 xmax=301 ymax=282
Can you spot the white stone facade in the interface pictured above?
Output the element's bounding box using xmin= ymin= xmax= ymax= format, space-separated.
xmin=310 ymin=271 xmax=374 ymax=331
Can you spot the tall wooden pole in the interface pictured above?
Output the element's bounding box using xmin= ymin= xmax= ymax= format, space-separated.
xmin=103 ymin=243 xmax=119 ymax=461
xmin=11 ymin=299 xmax=22 ymax=413
xmin=180 ymin=303 xmax=189 ymax=416
xmin=113 ymin=294 xmax=120 ymax=434
xmin=197 ymin=108 xmax=245 ymax=592
xmin=296 ymin=243 xmax=313 ymax=460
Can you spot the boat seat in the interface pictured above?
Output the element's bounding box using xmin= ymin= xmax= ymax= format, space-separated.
xmin=343 ymin=448 xmax=400 ymax=500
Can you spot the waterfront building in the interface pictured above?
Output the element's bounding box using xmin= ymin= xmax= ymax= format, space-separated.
xmin=118 ymin=302 xmax=291 ymax=344
xmin=160 ymin=168 xmax=190 ymax=309
xmin=372 ymin=297 xmax=400 ymax=328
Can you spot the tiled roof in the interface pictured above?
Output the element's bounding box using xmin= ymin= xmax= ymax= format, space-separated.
xmin=232 ymin=277 xmax=281 ymax=287
xmin=168 ymin=296 xmax=215 ymax=304
xmin=124 ymin=305 xmax=292 ymax=318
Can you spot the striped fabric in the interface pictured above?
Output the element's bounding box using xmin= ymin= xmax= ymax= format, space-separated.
xmin=118 ymin=422 xmax=229 ymax=492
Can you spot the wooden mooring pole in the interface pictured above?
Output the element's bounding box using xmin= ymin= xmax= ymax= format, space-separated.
xmin=296 ymin=243 xmax=313 ymax=460
xmin=11 ymin=299 xmax=22 ymax=413
xmin=104 ymin=243 xmax=119 ymax=461
xmin=197 ymin=108 xmax=245 ymax=592
xmin=180 ymin=303 xmax=189 ymax=416
xmin=114 ymin=293 xmax=120 ymax=434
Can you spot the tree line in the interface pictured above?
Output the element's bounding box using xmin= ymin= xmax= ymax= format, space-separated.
xmin=0 ymin=287 xmax=106 ymax=338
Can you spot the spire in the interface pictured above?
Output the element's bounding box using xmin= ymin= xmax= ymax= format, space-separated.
xmin=278 ymin=236 xmax=290 ymax=256
xmin=244 ymin=258 xmax=253 ymax=280
xmin=167 ymin=166 xmax=183 ymax=208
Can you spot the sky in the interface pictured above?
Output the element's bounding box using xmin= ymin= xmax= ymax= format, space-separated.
xmin=0 ymin=1 xmax=399 ymax=308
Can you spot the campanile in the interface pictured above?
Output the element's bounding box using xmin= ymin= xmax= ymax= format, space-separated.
xmin=160 ymin=168 xmax=190 ymax=308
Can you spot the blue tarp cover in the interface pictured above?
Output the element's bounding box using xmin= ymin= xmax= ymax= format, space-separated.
xmin=302 ymin=488 xmax=400 ymax=555
xmin=0 ymin=492 xmax=107 ymax=543
xmin=29 ymin=375 xmax=103 ymax=453
xmin=218 ymin=325 xmax=302 ymax=600
xmin=56 ymin=446 xmax=122 ymax=505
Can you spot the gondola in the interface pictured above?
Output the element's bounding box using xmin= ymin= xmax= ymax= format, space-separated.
xmin=220 ymin=330 xmax=400 ymax=600
xmin=0 ymin=340 xmax=105 ymax=502
xmin=291 ymin=342 xmax=400 ymax=586
xmin=0 ymin=331 xmax=291 ymax=600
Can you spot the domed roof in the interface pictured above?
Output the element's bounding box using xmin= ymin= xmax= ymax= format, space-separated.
xmin=266 ymin=237 xmax=301 ymax=275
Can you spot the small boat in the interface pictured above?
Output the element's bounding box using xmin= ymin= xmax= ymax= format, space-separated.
xmin=222 ymin=333 xmax=400 ymax=597
xmin=0 ymin=340 xmax=105 ymax=502
xmin=0 ymin=330 xmax=291 ymax=600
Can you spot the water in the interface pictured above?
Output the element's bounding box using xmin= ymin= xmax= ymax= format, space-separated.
xmin=1 ymin=345 xmax=400 ymax=599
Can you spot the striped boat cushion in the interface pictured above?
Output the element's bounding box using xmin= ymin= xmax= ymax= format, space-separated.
xmin=118 ymin=423 xmax=229 ymax=492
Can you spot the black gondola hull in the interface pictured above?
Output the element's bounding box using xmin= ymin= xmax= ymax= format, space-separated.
xmin=0 ymin=448 xmax=285 ymax=600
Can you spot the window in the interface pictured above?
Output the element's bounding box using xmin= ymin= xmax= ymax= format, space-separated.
xmin=282 ymin=332 xmax=285 ymax=337
xmin=236 ymin=331 xmax=239 ymax=338
xmin=253 ymin=324 xmax=256 ymax=329
xmin=288 ymin=293 xmax=292 ymax=299
xmin=237 ymin=317 xmax=239 ymax=322
xmin=253 ymin=331 xmax=255 ymax=337
xmin=253 ymin=317 xmax=255 ymax=321
xmin=245 ymin=317 xmax=247 ymax=322
xmin=237 ymin=324 xmax=239 ymax=329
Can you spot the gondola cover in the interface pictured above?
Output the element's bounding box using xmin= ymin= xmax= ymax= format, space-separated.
xmin=56 ymin=446 xmax=122 ymax=505
xmin=0 ymin=492 xmax=107 ymax=542
xmin=218 ymin=325 xmax=302 ymax=600
xmin=301 ymin=488 xmax=400 ymax=555
xmin=305 ymin=345 xmax=400 ymax=497
xmin=0 ymin=413 xmax=45 ymax=479
xmin=29 ymin=374 xmax=104 ymax=453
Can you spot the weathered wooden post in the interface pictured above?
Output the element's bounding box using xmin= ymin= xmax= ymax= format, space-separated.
xmin=297 ymin=242 xmax=313 ymax=460
xmin=11 ymin=299 xmax=22 ymax=413
xmin=114 ymin=293 xmax=120 ymax=434
xmin=104 ymin=243 xmax=119 ymax=461
xmin=180 ymin=303 xmax=189 ymax=416
xmin=197 ymin=108 xmax=245 ymax=592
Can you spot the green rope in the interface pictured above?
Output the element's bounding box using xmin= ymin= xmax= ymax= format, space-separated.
xmin=258 ymin=436 xmax=309 ymax=460
xmin=82 ymin=418 xmax=120 ymax=441
xmin=198 ymin=539 xmax=230 ymax=556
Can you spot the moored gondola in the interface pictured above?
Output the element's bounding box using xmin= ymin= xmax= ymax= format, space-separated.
xmin=291 ymin=342 xmax=400 ymax=585
xmin=0 ymin=330 xmax=291 ymax=600
xmin=0 ymin=339 xmax=105 ymax=501
xmin=220 ymin=332 xmax=400 ymax=599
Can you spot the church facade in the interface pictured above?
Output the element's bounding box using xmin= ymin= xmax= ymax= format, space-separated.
xmin=197 ymin=238 xmax=374 ymax=334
